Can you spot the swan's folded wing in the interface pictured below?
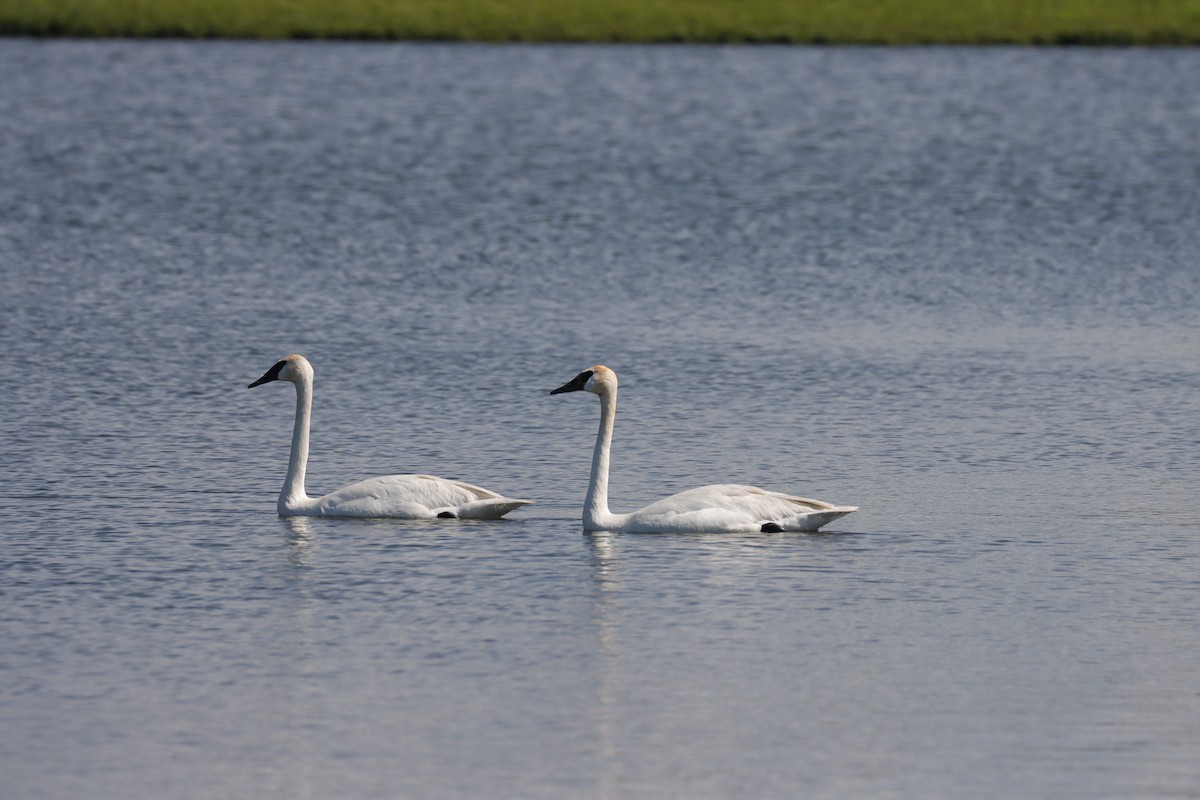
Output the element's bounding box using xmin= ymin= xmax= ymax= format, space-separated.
xmin=314 ymin=475 xmax=439 ymax=517
xmin=629 ymin=484 xmax=854 ymax=532
xmin=718 ymin=485 xmax=857 ymax=530
xmin=433 ymin=476 xmax=505 ymax=501
xmin=314 ymin=474 xmax=526 ymax=518
xmin=637 ymin=484 xmax=830 ymax=516
xmin=437 ymin=477 xmax=531 ymax=518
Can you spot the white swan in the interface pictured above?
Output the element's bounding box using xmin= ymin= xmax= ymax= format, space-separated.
xmin=248 ymin=354 xmax=530 ymax=519
xmin=551 ymin=365 xmax=856 ymax=532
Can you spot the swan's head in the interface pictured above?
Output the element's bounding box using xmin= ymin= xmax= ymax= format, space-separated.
xmin=248 ymin=354 xmax=313 ymax=388
xmin=551 ymin=365 xmax=617 ymax=397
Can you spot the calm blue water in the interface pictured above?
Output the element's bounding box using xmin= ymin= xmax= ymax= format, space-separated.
xmin=2 ymin=41 xmax=1199 ymax=799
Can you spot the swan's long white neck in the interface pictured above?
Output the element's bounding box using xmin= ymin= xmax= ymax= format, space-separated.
xmin=585 ymin=388 xmax=623 ymax=530
xmin=281 ymin=372 xmax=315 ymax=513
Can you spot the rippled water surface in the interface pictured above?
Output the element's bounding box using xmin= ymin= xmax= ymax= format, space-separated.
xmin=2 ymin=41 xmax=1199 ymax=799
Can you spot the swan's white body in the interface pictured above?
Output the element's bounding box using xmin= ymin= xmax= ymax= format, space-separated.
xmin=551 ymin=365 xmax=856 ymax=533
xmin=249 ymin=355 xmax=530 ymax=519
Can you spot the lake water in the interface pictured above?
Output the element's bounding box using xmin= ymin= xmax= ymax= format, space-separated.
xmin=1 ymin=41 xmax=1198 ymax=798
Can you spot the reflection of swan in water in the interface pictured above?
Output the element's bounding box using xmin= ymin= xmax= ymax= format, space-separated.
xmin=249 ymin=354 xmax=531 ymax=519
xmin=585 ymin=530 xmax=619 ymax=596
xmin=551 ymin=365 xmax=857 ymax=533
xmin=583 ymin=529 xmax=621 ymax=796
xmin=283 ymin=516 xmax=316 ymax=564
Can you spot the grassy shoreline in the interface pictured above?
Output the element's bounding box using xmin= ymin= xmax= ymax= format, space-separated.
xmin=2 ymin=0 xmax=1199 ymax=44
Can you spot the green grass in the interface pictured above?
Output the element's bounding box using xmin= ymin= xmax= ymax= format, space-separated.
xmin=2 ymin=0 xmax=1199 ymax=44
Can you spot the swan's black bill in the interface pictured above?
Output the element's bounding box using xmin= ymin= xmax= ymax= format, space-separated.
xmin=551 ymin=370 xmax=593 ymax=395
xmin=248 ymin=360 xmax=287 ymax=388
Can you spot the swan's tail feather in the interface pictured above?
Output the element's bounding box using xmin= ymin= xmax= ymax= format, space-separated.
xmin=455 ymin=498 xmax=534 ymax=520
xmin=789 ymin=506 xmax=858 ymax=532
xmin=789 ymin=496 xmax=840 ymax=511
